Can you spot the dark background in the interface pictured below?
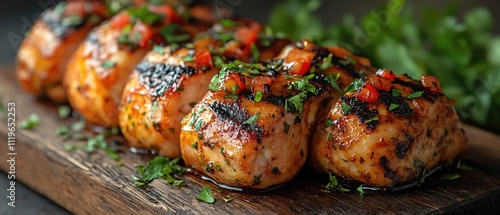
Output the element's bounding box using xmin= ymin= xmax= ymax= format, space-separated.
xmin=0 ymin=0 xmax=499 ymax=214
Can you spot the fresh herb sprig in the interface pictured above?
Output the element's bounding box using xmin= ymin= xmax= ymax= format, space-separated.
xmin=132 ymin=156 xmax=187 ymax=188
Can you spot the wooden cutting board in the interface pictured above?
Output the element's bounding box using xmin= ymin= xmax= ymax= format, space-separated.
xmin=1 ymin=67 xmax=499 ymax=214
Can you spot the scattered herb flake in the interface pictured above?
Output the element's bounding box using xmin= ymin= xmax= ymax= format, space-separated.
xmin=20 ymin=113 xmax=39 ymax=129
xmin=324 ymin=73 xmax=342 ymax=93
xmin=324 ymin=118 xmax=334 ymax=128
xmin=220 ymin=19 xmax=236 ymax=28
xmin=325 ymin=172 xmax=350 ymax=192
xmin=197 ymin=187 xmax=215 ymax=204
xmin=242 ymin=113 xmax=260 ymax=125
xmin=254 ymin=91 xmax=263 ymax=102
xmin=58 ymin=105 xmax=71 ymax=118
xmin=441 ymin=173 xmax=460 ymax=181
xmin=341 ymin=102 xmax=351 ymax=114
xmin=283 ymin=121 xmax=290 ymax=134
xmin=406 ymin=91 xmax=424 ymax=99
xmin=391 ymin=89 xmax=402 ymax=97
xmin=102 ymin=60 xmax=116 ymax=69
xmin=153 ymin=45 xmax=165 ymax=54
xmin=357 ymin=185 xmax=365 ymax=196
xmin=344 ymin=78 xmax=364 ymax=92
xmin=133 ymin=156 xmax=187 ymax=187
xmin=457 ymin=160 xmax=473 ymax=171
xmin=388 ymin=103 xmax=400 ymax=111
xmin=364 ymin=117 xmax=379 ymax=123
xmin=71 ymin=120 xmax=86 ymax=132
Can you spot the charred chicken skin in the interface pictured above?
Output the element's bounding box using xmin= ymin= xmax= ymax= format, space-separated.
xmin=64 ymin=4 xmax=198 ymax=127
xmin=16 ymin=1 xmax=109 ymax=102
xmin=310 ymin=70 xmax=468 ymax=188
xmin=119 ymin=19 xmax=289 ymax=157
xmin=179 ymin=40 xmax=374 ymax=189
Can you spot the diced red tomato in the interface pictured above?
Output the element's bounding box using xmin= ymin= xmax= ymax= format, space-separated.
xmin=357 ymin=83 xmax=380 ymax=103
xmin=376 ymin=69 xmax=396 ymax=82
xmin=132 ymin=21 xmax=153 ymax=48
xmin=235 ymin=27 xmax=258 ymax=46
xmin=111 ymin=12 xmax=131 ymax=29
xmin=194 ymin=49 xmax=213 ymax=67
xmin=286 ymin=48 xmax=315 ymax=76
xmin=148 ymin=5 xmax=183 ymax=24
xmin=223 ymin=73 xmax=246 ymax=94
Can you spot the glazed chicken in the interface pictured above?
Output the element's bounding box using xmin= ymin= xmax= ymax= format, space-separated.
xmin=310 ymin=70 xmax=468 ymax=188
xmin=16 ymin=0 xmax=110 ymax=102
xmin=179 ymin=40 xmax=374 ymax=189
xmin=64 ymin=3 xmax=205 ymax=127
xmin=119 ymin=19 xmax=289 ymax=157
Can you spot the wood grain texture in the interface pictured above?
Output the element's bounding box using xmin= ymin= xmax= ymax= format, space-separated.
xmin=0 ymin=67 xmax=499 ymax=214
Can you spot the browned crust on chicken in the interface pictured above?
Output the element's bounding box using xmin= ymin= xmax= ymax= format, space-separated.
xmin=310 ymin=71 xmax=468 ymax=188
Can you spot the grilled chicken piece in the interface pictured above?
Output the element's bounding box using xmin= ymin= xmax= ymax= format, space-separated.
xmin=16 ymin=1 xmax=109 ymax=102
xmin=119 ymin=19 xmax=289 ymax=157
xmin=310 ymin=70 xmax=468 ymax=188
xmin=64 ymin=4 xmax=199 ymax=127
xmin=179 ymin=40 xmax=374 ymax=189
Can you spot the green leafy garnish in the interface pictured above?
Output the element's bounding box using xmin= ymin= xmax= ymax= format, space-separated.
xmin=153 ymin=45 xmax=165 ymax=54
xmin=58 ymin=105 xmax=71 ymax=118
xmin=388 ymin=103 xmax=400 ymax=111
xmin=324 ymin=73 xmax=342 ymax=93
xmin=197 ymin=187 xmax=215 ymax=204
xmin=102 ymin=60 xmax=116 ymax=69
xmin=220 ymin=19 xmax=236 ymax=28
xmin=344 ymin=79 xmax=364 ymax=93
xmin=132 ymin=156 xmax=187 ymax=187
xmin=62 ymin=15 xmax=83 ymax=26
xmin=441 ymin=173 xmax=460 ymax=181
xmin=406 ymin=91 xmax=424 ymax=99
xmin=324 ymin=118 xmax=334 ymax=128
xmin=364 ymin=117 xmax=379 ymax=123
xmin=242 ymin=113 xmax=260 ymax=125
xmin=457 ymin=160 xmax=473 ymax=171
xmin=159 ymin=25 xmax=191 ymax=44
xmin=357 ymin=185 xmax=365 ymax=196
xmin=391 ymin=89 xmax=402 ymax=97
xmin=20 ymin=114 xmax=39 ymax=129
xmin=254 ymin=91 xmax=263 ymax=102
xmin=283 ymin=121 xmax=290 ymax=134
xmin=341 ymin=102 xmax=351 ymax=114
xmin=285 ymin=91 xmax=307 ymax=114
xmin=325 ymin=173 xmax=350 ymax=192
xmin=128 ymin=6 xmax=162 ymax=25
xmin=250 ymin=43 xmax=260 ymax=62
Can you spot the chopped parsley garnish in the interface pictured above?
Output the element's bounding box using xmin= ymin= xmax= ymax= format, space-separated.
xmin=217 ymin=32 xmax=235 ymax=43
xmin=182 ymin=55 xmax=194 ymax=62
xmin=20 ymin=113 xmax=39 ymax=129
xmin=102 ymin=60 xmax=116 ymax=69
xmin=392 ymin=89 xmax=402 ymax=97
xmin=341 ymin=102 xmax=351 ymax=114
xmin=283 ymin=121 xmax=290 ymax=134
xmin=61 ymin=15 xmax=83 ymax=26
xmin=192 ymin=142 xmax=198 ymax=149
xmin=318 ymin=54 xmax=333 ymax=70
xmin=224 ymin=93 xmax=239 ymax=100
xmin=325 ymin=173 xmax=350 ymax=192
xmin=212 ymin=55 xmax=225 ymax=68
xmin=388 ymin=103 xmax=400 ymax=111
xmin=406 ymin=91 xmax=424 ymax=99
xmin=250 ymin=43 xmax=260 ymax=62
xmin=344 ymin=78 xmax=364 ymax=92
xmin=58 ymin=105 xmax=71 ymax=118
xmin=54 ymin=125 xmax=70 ymax=136
xmin=195 ymin=119 xmax=203 ymax=132
xmin=132 ymin=156 xmax=187 ymax=187
xmin=159 ymin=25 xmax=191 ymax=44
xmin=364 ymin=117 xmax=379 ymax=123
xmin=221 ymin=60 xmax=264 ymax=75
xmin=220 ymin=19 xmax=236 ymax=28
xmin=290 ymin=73 xmax=318 ymax=95
xmin=324 ymin=73 xmax=342 ymax=93
xmin=254 ymin=91 xmax=263 ymax=102
xmin=153 ymin=45 xmax=165 ymax=54
xmin=324 ymin=118 xmax=334 ymax=128
xmin=457 ymin=160 xmax=473 ymax=171
xmin=242 ymin=113 xmax=260 ymax=125
xmin=441 ymin=173 xmax=460 ymax=181
xmin=71 ymin=120 xmax=86 ymax=132
xmin=357 ymin=185 xmax=365 ymax=196
xmin=127 ymin=6 xmax=162 ymax=25
xmin=285 ymin=91 xmax=307 ymax=114
xmin=197 ymin=187 xmax=215 ymax=204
